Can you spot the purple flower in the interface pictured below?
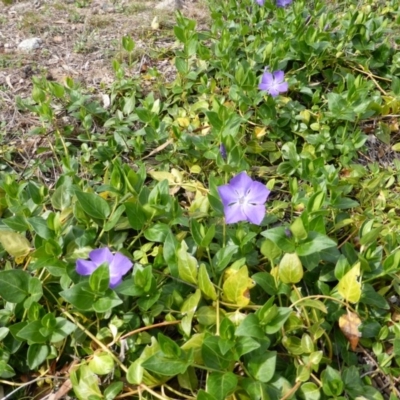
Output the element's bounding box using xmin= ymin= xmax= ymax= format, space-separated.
xmin=220 ymin=144 xmax=227 ymax=159
xmin=256 ymin=0 xmax=265 ymax=4
xmin=217 ymin=172 xmax=270 ymax=225
xmin=258 ymin=70 xmax=288 ymax=97
xmin=76 ymin=248 xmax=133 ymax=288
xmin=277 ymin=0 xmax=293 ymax=6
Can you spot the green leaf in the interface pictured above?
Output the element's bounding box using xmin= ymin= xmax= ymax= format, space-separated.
xmin=236 ymin=337 xmax=261 ymax=357
xmin=27 ymin=344 xmax=49 ymax=369
xmin=158 ymin=332 xmax=182 ymax=358
xmin=260 ymin=239 xmax=282 ymax=261
xmin=89 ymin=264 xmax=110 ymax=293
xmin=235 ymin=314 xmax=264 ymax=339
xmin=60 ymin=282 xmax=96 ymax=311
xmin=290 ymin=218 xmax=308 ymax=240
xmin=213 ymin=245 xmax=238 ymax=273
xmin=252 ymin=272 xmax=278 ymax=295
xmin=142 ymin=351 xmax=190 ymax=376
xmin=89 ymin=352 xmax=115 ymax=375
xmin=0 ymin=270 xmax=30 ymax=303
xmin=299 ymin=382 xmax=320 ymax=400
xmin=0 ymin=360 xmax=15 ymax=378
xmin=92 ymin=291 xmax=123 ymax=313
xmin=177 ymin=241 xmax=198 ymax=285
xmin=296 ymin=232 xmax=336 ymax=256
xmin=207 ymin=372 xmax=238 ymax=400
xmin=279 ymin=253 xmax=304 ymax=284
xmin=144 ymin=223 xmax=170 ymax=242
xmin=28 ymin=217 xmax=52 ymax=240
xmin=338 ymin=262 xmax=361 ymax=304
xmin=198 ymin=264 xmax=217 ymax=300
xmin=0 ymin=231 xmax=31 ymax=258
xmin=265 ymin=307 xmax=292 ymax=334
xmin=104 ymin=382 xmax=123 ymax=400
xmin=247 ymin=351 xmax=276 ymax=383
xmin=51 ymin=180 xmax=72 ymax=210
xmin=75 ymin=191 xmax=110 ymax=220
xmin=201 ymin=336 xmax=233 ymax=370
xmin=70 ymin=364 xmax=103 ymax=400
xmin=17 ymin=321 xmax=47 ymax=343
xmin=181 ymin=290 xmax=201 ymax=336
xmin=124 ymin=201 xmax=148 ymax=230
xmin=51 ymin=318 xmax=77 ymax=342
xmin=321 ymin=366 xmax=343 ymax=397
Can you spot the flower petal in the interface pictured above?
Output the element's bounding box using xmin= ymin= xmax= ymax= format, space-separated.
xmin=261 ymin=72 xmax=274 ymax=85
xmin=273 ymin=70 xmax=285 ymax=83
xmin=218 ymin=184 xmax=239 ymax=207
xmin=246 ymin=181 xmax=271 ymax=204
xmin=242 ymin=203 xmax=266 ymax=225
xmin=109 ymin=252 xmax=133 ymax=288
xmin=268 ymin=86 xmax=281 ymax=97
xmin=76 ymin=259 xmax=98 ymax=276
xmin=229 ymin=172 xmax=253 ymax=197
xmin=277 ymin=82 xmax=288 ymax=93
xmin=224 ymin=203 xmax=248 ymax=224
xmin=89 ymin=248 xmax=113 ymax=266
xmin=258 ymin=83 xmax=271 ymax=92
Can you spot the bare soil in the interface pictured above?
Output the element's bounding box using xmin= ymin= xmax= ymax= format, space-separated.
xmin=0 ymin=0 xmax=208 ymax=136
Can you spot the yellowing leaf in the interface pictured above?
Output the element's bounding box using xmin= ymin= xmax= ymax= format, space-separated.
xmin=339 ymin=311 xmax=362 ymax=351
xmin=177 ymin=117 xmax=190 ymax=128
xmin=0 ymin=231 xmax=32 ymax=258
xmin=222 ymin=266 xmax=253 ymax=307
xmin=338 ymin=263 xmax=361 ymax=303
xmin=254 ymin=126 xmax=267 ymax=139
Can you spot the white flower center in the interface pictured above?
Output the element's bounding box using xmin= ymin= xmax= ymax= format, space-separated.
xmin=238 ymin=196 xmax=246 ymax=205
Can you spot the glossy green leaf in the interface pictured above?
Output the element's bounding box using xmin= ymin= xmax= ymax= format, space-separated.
xmin=0 ymin=270 xmax=30 ymax=303
xmin=75 ymin=191 xmax=110 ymax=220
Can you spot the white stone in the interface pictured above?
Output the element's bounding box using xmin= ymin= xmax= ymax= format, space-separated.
xmin=155 ymin=0 xmax=182 ymax=10
xmin=17 ymin=37 xmax=42 ymax=52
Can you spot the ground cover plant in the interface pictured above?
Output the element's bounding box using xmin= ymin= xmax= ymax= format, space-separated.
xmin=1 ymin=0 xmax=400 ymax=398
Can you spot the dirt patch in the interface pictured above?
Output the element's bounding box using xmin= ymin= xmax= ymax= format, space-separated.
xmin=0 ymin=0 xmax=209 ymax=137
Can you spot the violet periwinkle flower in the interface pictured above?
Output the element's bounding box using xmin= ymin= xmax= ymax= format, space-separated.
xmin=258 ymin=70 xmax=288 ymax=97
xmin=220 ymin=144 xmax=227 ymax=159
xmin=256 ymin=0 xmax=265 ymax=4
xmin=217 ymin=172 xmax=270 ymax=225
xmin=277 ymin=0 xmax=293 ymax=6
xmin=76 ymin=247 xmax=133 ymax=288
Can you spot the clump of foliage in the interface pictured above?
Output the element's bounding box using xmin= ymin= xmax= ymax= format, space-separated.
xmin=1 ymin=0 xmax=400 ymax=399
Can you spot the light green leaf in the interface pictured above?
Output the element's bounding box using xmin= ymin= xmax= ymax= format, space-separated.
xmin=89 ymin=352 xmax=115 ymax=375
xmin=181 ymin=290 xmax=201 ymax=336
xmin=70 ymin=364 xmax=103 ymax=400
xmin=198 ymin=264 xmax=217 ymax=300
xmin=279 ymin=253 xmax=303 ymax=284
xmin=177 ymin=241 xmax=198 ymax=285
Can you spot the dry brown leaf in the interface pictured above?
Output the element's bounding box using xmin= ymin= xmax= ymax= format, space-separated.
xmin=339 ymin=310 xmax=362 ymax=351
